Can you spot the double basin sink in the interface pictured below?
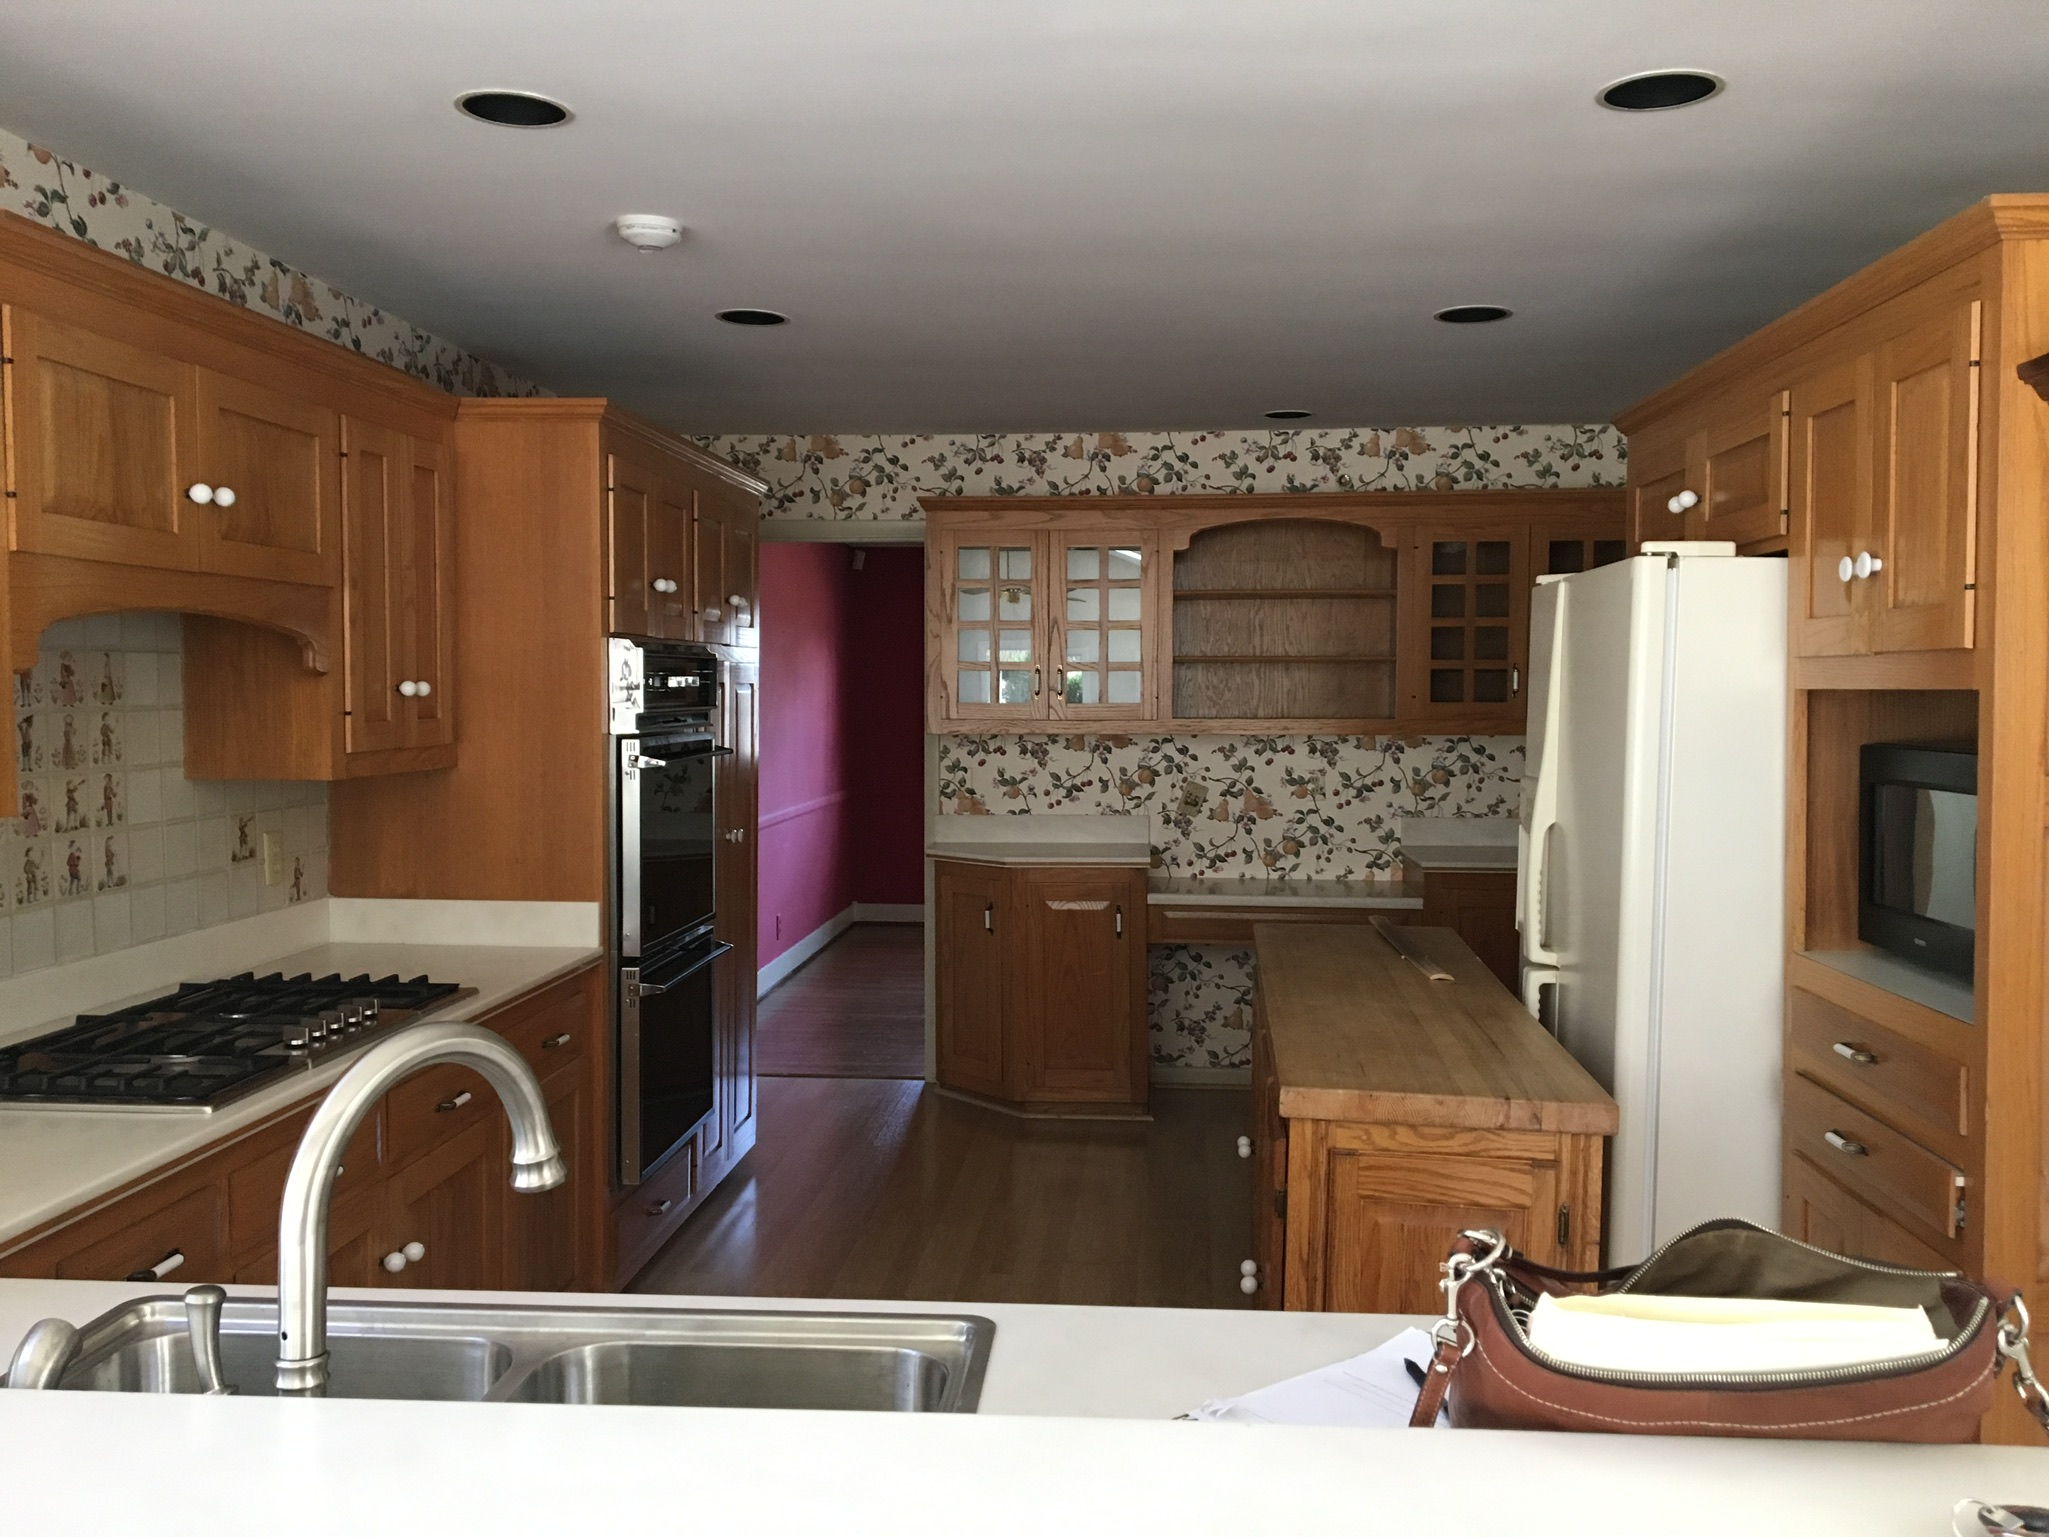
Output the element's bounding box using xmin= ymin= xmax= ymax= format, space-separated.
xmin=36 ymin=1295 xmax=994 ymax=1411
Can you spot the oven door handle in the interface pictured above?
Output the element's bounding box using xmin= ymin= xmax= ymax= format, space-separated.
xmin=632 ymin=941 xmax=735 ymax=999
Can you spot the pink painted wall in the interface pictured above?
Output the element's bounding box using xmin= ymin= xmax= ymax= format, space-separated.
xmin=757 ymin=544 xmax=857 ymax=967
xmin=756 ymin=543 xmax=926 ymax=968
xmin=844 ymin=548 xmax=926 ymax=907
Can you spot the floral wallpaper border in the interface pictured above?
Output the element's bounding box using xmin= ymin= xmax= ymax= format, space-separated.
xmin=0 ymin=127 xmax=542 ymax=399
xmin=697 ymin=425 xmax=1624 ymax=521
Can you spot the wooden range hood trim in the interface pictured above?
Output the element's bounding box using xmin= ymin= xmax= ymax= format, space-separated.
xmin=455 ymin=398 xmax=770 ymax=499
xmin=9 ymin=552 xmax=332 ymax=674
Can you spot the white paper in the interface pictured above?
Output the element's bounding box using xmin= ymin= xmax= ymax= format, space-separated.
xmin=1189 ymin=1327 xmax=1447 ymax=1427
xmin=1526 ymin=1292 xmax=1941 ymax=1374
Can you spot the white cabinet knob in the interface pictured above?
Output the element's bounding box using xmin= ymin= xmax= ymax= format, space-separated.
xmin=415 ymin=680 xmax=432 ymax=698
xmin=1666 ymin=489 xmax=1699 ymax=515
xmin=727 ymin=594 xmax=748 ymax=609
xmin=1240 ymin=1259 xmax=1258 ymax=1277
xmin=1236 ymin=1135 xmax=1252 ymax=1159
xmin=402 ymin=1241 xmax=426 ymax=1264
xmin=186 ymin=483 xmax=215 ymax=505
xmin=1838 ymin=555 xmax=1855 ymax=583
xmin=213 ymin=485 xmax=237 ymax=508
xmin=381 ymin=1251 xmax=407 ymax=1273
xmin=652 ymin=578 xmax=678 ymax=594
xmin=1854 ymin=550 xmax=1883 ymax=580
xmin=397 ymin=680 xmax=419 ymax=697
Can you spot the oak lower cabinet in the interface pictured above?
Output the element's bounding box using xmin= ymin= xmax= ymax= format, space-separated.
xmin=1246 ymin=925 xmax=1615 ymax=1313
xmin=1415 ymin=867 xmax=1518 ymax=993
xmin=933 ymin=858 xmax=1149 ymax=1111
xmin=0 ymin=963 xmax=609 ymax=1295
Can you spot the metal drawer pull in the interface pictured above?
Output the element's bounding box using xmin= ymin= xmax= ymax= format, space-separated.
xmin=1822 ymin=1129 xmax=1869 ymax=1157
xmin=541 ymin=1032 xmax=572 ymax=1050
xmin=124 ymin=1250 xmax=185 ymax=1282
xmin=435 ymin=1090 xmax=474 ymax=1113
xmin=1114 ymin=904 xmax=1124 ymax=937
xmin=648 ymin=1199 xmax=674 ymax=1217
xmin=1832 ymin=1041 xmax=1879 ymax=1065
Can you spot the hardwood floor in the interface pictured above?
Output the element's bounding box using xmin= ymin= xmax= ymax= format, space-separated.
xmin=630 ymin=1076 xmax=1256 ymax=1309
xmin=756 ymin=923 xmax=925 ymax=1079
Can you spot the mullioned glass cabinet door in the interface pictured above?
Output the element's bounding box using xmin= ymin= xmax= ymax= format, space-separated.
xmin=938 ymin=533 xmax=1049 ymax=723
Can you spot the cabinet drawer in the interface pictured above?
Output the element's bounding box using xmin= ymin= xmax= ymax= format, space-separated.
xmin=1785 ymin=1073 xmax=1964 ymax=1247
xmin=386 ymin=1061 xmax=499 ymax=1167
xmin=1787 ymin=985 xmax=1968 ymax=1155
xmin=1783 ymin=1150 xmax=1953 ymax=1273
xmin=54 ymin=1183 xmax=227 ymax=1282
xmin=613 ymin=1136 xmax=697 ymax=1285
xmin=488 ymin=971 xmax=594 ymax=1074
xmin=227 ymin=1110 xmax=382 ymax=1257
xmin=1147 ymin=903 xmax=1392 ymax=946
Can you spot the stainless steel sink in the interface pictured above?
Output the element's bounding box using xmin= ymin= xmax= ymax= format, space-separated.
xmin=26 ymin=1297 xmax=993 ymax=1412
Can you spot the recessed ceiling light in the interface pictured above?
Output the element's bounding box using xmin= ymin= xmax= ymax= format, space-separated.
xmin=1434 ymin=305 xmax=1513 ymax=324
xmin=1596 ymin=70 xmax=1724 ymax=112
xmin=1263 ymin=409 xmax=1312 ymax=421
xmin=455 ymin=90 xmax=572 ymax=128
xmin=716 ymin=308 xmax=788 ymax=326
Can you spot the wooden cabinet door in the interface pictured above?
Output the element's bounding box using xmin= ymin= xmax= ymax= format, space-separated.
xmin=232 ymin=1183 xmax=385 ymax=1290
xmin=706 ymin=488 xmax=759 ymax=648
xmin=1401 ymin=526 xmax=1529 ymax=731
xmin=1694 ymin=392 xmax=1788 ymax=547
xmin=934 ymin=860 xmax=1012 ymax=1098
xmin=1249 ymin=1015 xmax=1287 ymax=1310
xmin=608 ymin=453 xmax=653 ymax=638
xmin=1869 ymin=298 xmax=1980 ymax=654
xmin=377 ymin=1119 xmax=501 ymax=1291
xmin=1625 ymin=427 xmax=1689 ymax=551
xmin=646 ymin=478 xmax=694 ymax=640
xmin=1420 ymin=870 xmax=1519 ymax=993
xmin=404 ymin=437 xmax=454 ymax=749
xmin=1789 ymin=353 xmax=1873 ymax=657
xmin=931 ymin=533 xmax=1049 ymax=726
xmin=340 ymin=416 xmax=409 ymax=755
xmin=692 ymin=500 xmax=726 ymax=644
xmin=52 ymin=1181 xmax=228 ymax=1283
xmin=503 ymin=1062 xmax=586 ymax=1293
xmin=1529 ymin=516 xmax=1628 ymax=582
xmin=5 ymin=306 xmax=195 ymax=568
xmin=1049 ymin=531 xmax=1152 ymax=721
xmin=1014 ymin=865 xmax=1146 ymax=1105
xmin=1319 ymin=1130 xmax=1566 ymax=1314
xmin=717 ymin=669 xmax=760 ymax=1151
xmin=1783 ymin=1151 xmax=1952 ymax=1271
xmin=191 ymin=368 xmax=339 ymax=585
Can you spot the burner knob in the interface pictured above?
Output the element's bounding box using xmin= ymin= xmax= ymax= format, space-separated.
xmin=320 ymin=1009 xmax=346 ymax=1040
xmin=284 ymin=1022 xmax=312 ymax=1053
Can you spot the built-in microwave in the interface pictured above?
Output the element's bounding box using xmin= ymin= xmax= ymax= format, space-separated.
xmin=1859 ymin=741 xmax=1977 ymax=982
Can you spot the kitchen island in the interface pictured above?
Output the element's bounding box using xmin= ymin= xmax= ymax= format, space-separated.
xmin=0 ymin=1276 xmax=2043 ymax=1535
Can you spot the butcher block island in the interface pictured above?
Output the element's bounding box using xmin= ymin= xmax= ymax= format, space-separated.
xmin=1248 ymin=923 xmax=1618 ymax=1313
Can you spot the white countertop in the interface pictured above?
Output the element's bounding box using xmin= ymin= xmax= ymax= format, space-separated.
xmin=1146 ymin=876 xmax=1423 ymax=909
xmin=928 ymin=838 xmax=1153 ymax=867
xmin=1 ymin=1279 xmax=2043 ymax=1535
xmin=928 ymin=812 xmax=1154 ymax=868
xmin=1402 ymin=842 xmax=1520 ymax=872
xmin=0 ymin=940 xmax=600 ymax=1248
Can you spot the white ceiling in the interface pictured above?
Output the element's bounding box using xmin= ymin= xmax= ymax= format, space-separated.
xmin=5 ymin=2 xmax=2048 ymax=433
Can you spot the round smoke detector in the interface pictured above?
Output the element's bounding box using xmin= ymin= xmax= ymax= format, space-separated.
xmin=614 ymin=215 xmax=683 ymax=252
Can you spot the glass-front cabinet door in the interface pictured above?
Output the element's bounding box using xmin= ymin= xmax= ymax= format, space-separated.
xmin=939 ymin=534 xmax=1047 ymax=722
xmin=1051 ymin=533 xmax=1151 ymax=720
xmin=1400 ymin=526 xmax=1530 ymax=731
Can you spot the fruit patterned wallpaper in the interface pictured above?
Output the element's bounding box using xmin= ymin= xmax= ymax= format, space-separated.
xmin=3 ymin=615 xmax=328 ymax=982
xmin=0 ymin=127 xmax=541 ymax=398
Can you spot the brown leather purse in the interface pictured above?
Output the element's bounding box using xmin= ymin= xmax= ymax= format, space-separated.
xmin=1407 ymin=1220 xmax=2049 ymax=1442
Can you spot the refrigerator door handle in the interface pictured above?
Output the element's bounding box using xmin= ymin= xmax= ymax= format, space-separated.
xmin=1524 ymin=818 xmax=1564 ymax=966
xmin=1521 ymin=964 xmax=1559 ymax=1025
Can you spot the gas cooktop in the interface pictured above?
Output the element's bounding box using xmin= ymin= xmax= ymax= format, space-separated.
xmin=0 ymin=972 xmax=477 ymax=1113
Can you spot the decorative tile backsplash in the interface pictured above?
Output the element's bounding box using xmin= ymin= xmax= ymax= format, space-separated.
xmin=0 ymin=127 xmax=542 ymax=399
xmin=1 ymin=613 xmax=328 ymax=981
xmin=938 ymin=732 xmax=1522 ymax=1071
xmin=696 ymin=426 xmax=1624 ymax=520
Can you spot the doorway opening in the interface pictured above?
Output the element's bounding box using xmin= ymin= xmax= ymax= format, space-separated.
xmin=754 ymin=542 xmax=925 ymax=1078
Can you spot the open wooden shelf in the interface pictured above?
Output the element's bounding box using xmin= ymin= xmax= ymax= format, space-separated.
xmin=1172 ymin=587 xmax=1397 ymax=600
xmin=1175 ymin=654 xmax=1394 ymax=665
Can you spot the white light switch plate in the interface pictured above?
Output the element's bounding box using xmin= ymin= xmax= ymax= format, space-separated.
xmin=261 ymin=831 xmax=284 ymax=886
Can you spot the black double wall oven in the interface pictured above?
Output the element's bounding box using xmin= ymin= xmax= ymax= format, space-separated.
xmin=610 ymin=638 xmax=731 ymax=1185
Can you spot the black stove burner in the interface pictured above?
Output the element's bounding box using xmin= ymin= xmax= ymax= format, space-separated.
xmin=0 ymin=972 xmax=467 ymax=1110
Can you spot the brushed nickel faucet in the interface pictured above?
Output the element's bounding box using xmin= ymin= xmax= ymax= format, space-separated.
xmin=274 ymin=1021 xmax=565 ymax=1396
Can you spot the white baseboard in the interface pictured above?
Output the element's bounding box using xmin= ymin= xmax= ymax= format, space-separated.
xmin=757 ymin=906 xmax=859 ymax=998
xmin=851 ymin=903 xmax=924 ymax=924
xmin=1148 ymin=1065 xmax=1253 ymax=1088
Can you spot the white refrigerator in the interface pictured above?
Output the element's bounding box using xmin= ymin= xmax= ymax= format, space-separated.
xmin=1518 ymin=543 xmax=1786 ymax=1265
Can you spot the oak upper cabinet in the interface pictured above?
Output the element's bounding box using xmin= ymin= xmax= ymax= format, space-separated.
xmin=190 ymin=368 xmax=340 ymax=585
xmin=340 ymin=416 xmax=453 ymax=757
xmin=1788 ymin=290 xmax=1981 ymax=659
xmin=1049 ymin=532 xmax=1152 ymax=720
xmin=1400 ymin=525 xmax=1530 ymax=730
xmin=933 ymin=858 xmax=1148 ymax=1111
xmin=647 ymin=477 xmax=695 ymax=641
xmin=694 ymin=485 xmax=759 ymax=648
xmin=933 ymin=532 xmax=1049 ymax=724
xmin=607 ymin=452 xmax=655 ymax=638
xmin=4 ymin=306 xmax=194 ymax=569
xmin=1629 ymin=393 xmax=1788 ymax=550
